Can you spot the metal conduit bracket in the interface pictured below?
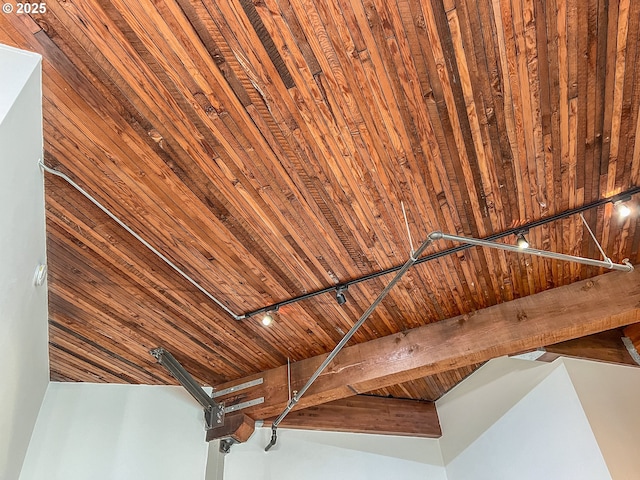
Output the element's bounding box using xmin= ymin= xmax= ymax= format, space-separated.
xmin=150 ymin=348 xmax=225 ymax=430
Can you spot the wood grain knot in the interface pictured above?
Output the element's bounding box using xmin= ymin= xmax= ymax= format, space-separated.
xmin=35 ymin=19 xmax=51 ymax=35
xmin=517 ymin=311 xmax=528 ymax=322
xmin=581 ymin=280 xmax=596 ymax=291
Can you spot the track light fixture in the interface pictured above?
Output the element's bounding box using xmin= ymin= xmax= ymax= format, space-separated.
xmin=614 ymin=196 xmax=632 ymax=218
xmin=336 ymin=286 xmax=348 ymax=305
xmin=261 ymin=311 xmax=275 ymax=326
xmin=515 ymin=231 xmax=530 ymax=249
xmin=261 ymin=306 xmax=279 ymax=326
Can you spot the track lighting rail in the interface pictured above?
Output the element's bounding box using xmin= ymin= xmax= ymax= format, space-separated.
xmin=40 ymin=161 xmax=638 ymax=321
xmin=248 ymin=187 xmax=639 ymax=319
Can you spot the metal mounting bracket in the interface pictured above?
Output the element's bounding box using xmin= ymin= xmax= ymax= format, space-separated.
xmin=212 ymin=377 xmax=263 ymax=398
xmin=150 ymin=347 xmax=225 ymax=429
xmin=219 ymin=438 xmax=236 ymax=454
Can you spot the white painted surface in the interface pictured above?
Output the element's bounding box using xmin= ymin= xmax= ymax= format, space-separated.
xmin=445 ymin=364 xmax=611 ymax=480
xmin=437 ymin=356 xmax=559 ymax=463
xmin=0 ymin=45 xmax=47 ymax=480
xmin=205 ymin=440 xmax=225 ymax=480
xmin=19 ymin=383 xmax=209 ymax=480
xmin=0 ymin=44 xmax=41 ymax=126
xmin=565 ymin=358 xmax=640 ymax=480
xmin=225 ymin=427 xmax=447 ymax=480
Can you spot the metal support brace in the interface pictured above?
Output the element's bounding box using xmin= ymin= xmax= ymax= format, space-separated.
xmin=622 ymin=337 xmax=640 ymax=366
xmin=150 ymin=348 xmax=225 ymax=429
xmin=264 ymin=229 xmax=634 ymax=451
xmin=264 ymin=233 xmax=438 ymax=451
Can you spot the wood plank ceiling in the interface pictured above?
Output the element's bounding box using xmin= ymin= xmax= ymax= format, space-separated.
xmin=1 ymin=0 xmax=639 ymax=404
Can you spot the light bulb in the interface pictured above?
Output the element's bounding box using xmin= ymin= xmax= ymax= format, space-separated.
xmin=261 ymin=313 xmax=273 ymax=326
xmin=617 ymin=202 xmax=631 ymax=218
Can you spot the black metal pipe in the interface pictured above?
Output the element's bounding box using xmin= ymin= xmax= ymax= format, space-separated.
xmin=243 ymin=186 xmax=640 ymax=319
xmin=264 ymin=426 xmax=278 ymax=452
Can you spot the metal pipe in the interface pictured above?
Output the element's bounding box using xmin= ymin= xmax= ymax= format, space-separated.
xmin=265 ymin=234 xmax=438 ymax=451
xmin=39 ymin=161 xmax=246 ymax=320
xmin=264 ymin=426 xmax=278 ymax=452
xmin=432 ymin=232 xmax=633 ymax=272
xmin=622 ymin=337 xmax=640 ymax=366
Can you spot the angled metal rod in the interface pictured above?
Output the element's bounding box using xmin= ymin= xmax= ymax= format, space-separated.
xmin=432 ymin=232 xmax=633 ymax=272
xmin=265 ymin=234 xmax=438 ymax=451
xmin=621 ymin=337 xmax=640 ymax=366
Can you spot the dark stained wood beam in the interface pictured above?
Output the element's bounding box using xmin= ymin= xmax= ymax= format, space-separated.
xmin=264 ymin=395 xmax=441 ymax=438
xmin=206 ymin=413 xmax=255 ymax=442
xmin=537 ymin=328 xmax=639 ymax=366
xmin=214 ymin=267 xmax=640 ymax=420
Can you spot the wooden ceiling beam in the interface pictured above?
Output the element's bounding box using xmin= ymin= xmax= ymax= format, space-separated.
xmin=264 ymin=395 xmax=441 ymax=438
xmin=206 ymin=413 xmax=255 ymax=443
xmin=213 ymin=267 xmax=640 ymax=419
xmin=537 ymin=328 xmax=640 ymax=366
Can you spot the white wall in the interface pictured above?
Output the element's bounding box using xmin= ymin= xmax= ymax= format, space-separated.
xmin=0 ymin=45 xmax=41 ymax=124
xmin=0 ymin=44 xmax=47 ymax=480
xmin=19 ymin=383 xmax=211 ymax=480
xmin=225 ymin=357 xmax=639 ymax=480
xmin=444 ymin=363 xmax=611 ymax=480
xmin=224 ymin=427 xmax=447 ymax=480
xmin=565 ymin=358 xmax=640 ymax=479
xmin=437 ymin=356 xmax=559 ymax=464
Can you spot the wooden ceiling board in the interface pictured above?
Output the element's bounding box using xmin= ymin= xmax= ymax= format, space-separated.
xmin=365 ymin=364 xmax=482 ymax=401
xmin=1 ymin=0 xmax=640 ymax=406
